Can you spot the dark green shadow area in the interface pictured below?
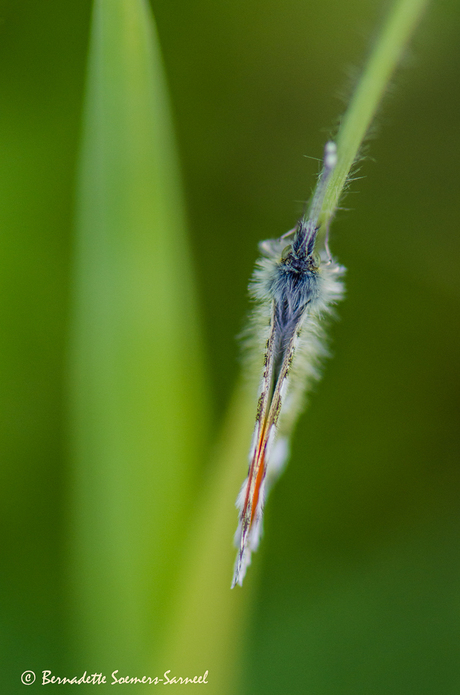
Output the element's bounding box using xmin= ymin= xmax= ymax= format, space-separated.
xmin=0 ymin=1 xmax=92 ymax=691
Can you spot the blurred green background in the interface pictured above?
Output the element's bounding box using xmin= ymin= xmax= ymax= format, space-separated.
xmin=1 ymin=0 xmax=460 ymax=693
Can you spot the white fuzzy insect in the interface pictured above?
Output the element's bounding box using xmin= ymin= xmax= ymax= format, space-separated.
xmin=232 ymin=142 xmax=345 ymax=588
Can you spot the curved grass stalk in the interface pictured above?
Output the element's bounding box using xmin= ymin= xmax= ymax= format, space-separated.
xmin=158 ymin=386 xmax=256 ymax=693
xmin=163 ymin=0 xmax=429 ymax=691
xmin=320 ymin=0 xmax=429 ymax=230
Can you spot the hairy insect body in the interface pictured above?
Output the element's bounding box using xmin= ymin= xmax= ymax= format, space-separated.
xmin=232 ymin=141 xmax=345 ymax=588
xmin=232 ymin=233 xmax=344 ymax=587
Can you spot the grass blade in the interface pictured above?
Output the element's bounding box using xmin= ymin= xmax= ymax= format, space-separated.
xmin=68 ymin=0 xmax=209 ymax=670
xmin=321 ymin=0 xmax=429 ymax=226
xmin=160 ymin=386 xmax=256 ymax=692
xmin=163 ymin=0 xmax=430 ymax=690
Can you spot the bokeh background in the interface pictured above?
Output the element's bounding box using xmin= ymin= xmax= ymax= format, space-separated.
xmin=1 ymin=0 xmax=460 ymax=693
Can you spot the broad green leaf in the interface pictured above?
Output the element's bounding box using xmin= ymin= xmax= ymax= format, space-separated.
xmin=68 ymin=0 xmax=209 ymax=671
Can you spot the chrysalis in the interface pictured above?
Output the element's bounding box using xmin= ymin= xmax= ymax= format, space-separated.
xmin=232 ymin=142 xmax=345 ymax=588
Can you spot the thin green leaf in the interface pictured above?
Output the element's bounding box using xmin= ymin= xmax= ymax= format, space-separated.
xmin=320 ymin=0 xmax=429 ymax=228
xmin=163 ymin=0 xmax=430 ymax=691
xmin=160 ymin=386 xmax=256 ymax=693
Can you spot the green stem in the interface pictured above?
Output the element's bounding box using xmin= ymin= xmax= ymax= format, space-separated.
xmin=320 ymin=0 xmax=429 ymax=227
xmin=159 ymin=386 xmax=256 ymax=694
xmin=165 ymin=0 xmax=429 ymax=691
